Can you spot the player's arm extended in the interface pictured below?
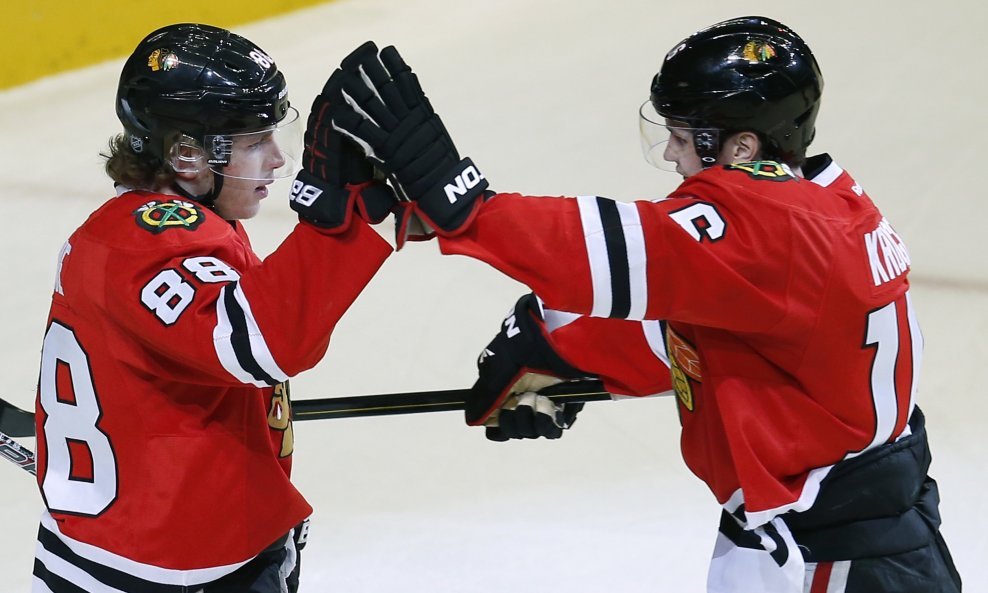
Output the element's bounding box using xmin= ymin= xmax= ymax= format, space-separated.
xmin=98 ymin=217 xmax=391 ymax=387
xmin=437 ymin=191 xmax=788 ymax=332
xmin=540 ymin=303 xmax=673 ymax=398
xmin=327 ymin=42 xmax=787 ymax=332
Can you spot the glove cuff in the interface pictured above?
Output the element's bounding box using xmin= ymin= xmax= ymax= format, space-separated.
xmin=464 ymin=293 xmax=590 ymax=426
xmin=394 ymin=203 xmax=436 ymax=251
xmin=349 ymin=181 xmax=397 ymax=225
xmin=290 ymin=169 xmax=353 ymax=232
xmin=414 ymin=157 xmax=488 ymax=235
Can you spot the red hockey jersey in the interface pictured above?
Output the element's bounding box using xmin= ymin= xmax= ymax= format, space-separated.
xmin=34 ymin=189 xmax=391 ymax=587
xmin=441 ymin=156 xmax=921 ymax=527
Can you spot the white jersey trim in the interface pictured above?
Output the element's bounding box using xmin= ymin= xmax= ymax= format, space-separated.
xmin=728 ymin=462 xmax=836 ymax=529
xmin=617 ymin=201 xmax=649 ymax=320
xmin=906 ymin=291 xmax=922 ymax=420
xmin=36 ymin=540 xmax=129 ymax=593
xmin=38 ymin=511 xmax=249 ymax=586
xmin=214 ymin=283 xmax=289 ymax=387
xmin=577 ymin=196 xmax=613 ymax=318
xmin=542 ymin=307 xmax=581 ymax=333
xmin=641 ymin=320 xmax=670 ymax=367
xmin=807 ymin=160 xmax=844 ymax=188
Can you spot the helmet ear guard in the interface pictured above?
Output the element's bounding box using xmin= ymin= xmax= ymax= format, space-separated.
xmin=692 ymin=130 xmax=720 ymax=166
xmin=166 ymin=135 xmax=209 ymax=174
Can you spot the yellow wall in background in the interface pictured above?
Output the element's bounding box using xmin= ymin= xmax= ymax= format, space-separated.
xmin=2 ymin=0 xmax=332 ymax=89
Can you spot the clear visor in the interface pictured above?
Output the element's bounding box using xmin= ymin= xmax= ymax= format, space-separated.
xmin=638 ymin=100 xmax=720 ymax=172
xmin=169 ymin=106 xmax=303 ymax=181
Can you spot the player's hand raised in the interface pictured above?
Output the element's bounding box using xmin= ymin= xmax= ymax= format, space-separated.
xmin=289 ymin=66 xmax=398 ymax=233
xmin=331 ymin=42 xmax=488 ymax=244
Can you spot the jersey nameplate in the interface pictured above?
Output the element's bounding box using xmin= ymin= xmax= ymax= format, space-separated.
xmin=725 ymin=160 xmax=796 ymax=181
xmin=134 ymin=199 xmax=205 ymax=234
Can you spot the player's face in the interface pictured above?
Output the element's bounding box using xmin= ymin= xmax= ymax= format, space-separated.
xmin=662 ymin=123 xmax=705 ymax=177
xmin=212 ymin=132 xmax=286 ymax=220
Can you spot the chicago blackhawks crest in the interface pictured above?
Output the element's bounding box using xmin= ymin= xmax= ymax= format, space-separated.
xmin=726 ymin=160 xmax=796 ymax=182
xmin=134 ymin=199 xmax=205 ymax=233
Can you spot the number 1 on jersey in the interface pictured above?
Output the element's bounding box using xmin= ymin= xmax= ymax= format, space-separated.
xmin=860 ymin=291 xmax=922 ymax=454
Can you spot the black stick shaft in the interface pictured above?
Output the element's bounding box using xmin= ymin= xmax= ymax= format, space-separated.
xmin=292 ymin=379 xmax=609 ymax=421
xmin=0 ymin=398 xmax=34 ymax=438
xmin=0 ymin=379 xmax=610 ymax=474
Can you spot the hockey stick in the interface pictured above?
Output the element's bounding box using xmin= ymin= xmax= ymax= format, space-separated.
xmin=0 ymin=397 xmax=37 ymax=474
xmin=291 ymin=378 xmax=609 ymax=421
xmin=0 ymin=397 xmax=35 ymax=437
xmin=0 ymin=431 xmax=36 ymax=475
xmin=0 ymin=379 xmax=608 ymax=430
xmin=0 ymin=380 xmax=609 ymax=474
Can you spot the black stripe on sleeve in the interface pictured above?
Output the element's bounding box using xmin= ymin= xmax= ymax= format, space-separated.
xmin=36 ymin=523 xmax=187 ymax=593
xmin=223 ymin=284 xmax=279 ymax=386
xmin=596 ymin=197 xmax=631 ymax=318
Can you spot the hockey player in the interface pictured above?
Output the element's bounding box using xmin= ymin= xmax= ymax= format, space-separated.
xmin=330 ymin=17 xmax=961 ymax=593
xmin=32 ymin=24 xmax=395 ymax=593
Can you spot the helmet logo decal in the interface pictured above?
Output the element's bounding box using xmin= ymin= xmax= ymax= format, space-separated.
xmin=129 ymin=135 xmax=145 ymax=154
xmin=742 ymin=40 xmax=777 ymax=63
xmin=134 ymin=200 xmax=205 ymax=234
xmin=147 ymin=49 xmax=179 ymax=72
xmin=726 ymin=161 xmax=796 ymax=181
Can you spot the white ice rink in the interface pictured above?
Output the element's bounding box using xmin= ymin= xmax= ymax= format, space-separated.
xmin=1 ymin=1 xmax=985 ymax=591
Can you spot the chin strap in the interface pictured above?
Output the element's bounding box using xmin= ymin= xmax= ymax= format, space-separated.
xmin=173 ymin=170 xmax=225 ymax=209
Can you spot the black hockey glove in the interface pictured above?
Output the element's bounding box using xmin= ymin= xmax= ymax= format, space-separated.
xmin=468 ymin=294 xmax=590 ymax=442
xmin=332 ymin=42 xmax=488 ymax=240
xmin=289 ymin=68 xmax=398 ymax=233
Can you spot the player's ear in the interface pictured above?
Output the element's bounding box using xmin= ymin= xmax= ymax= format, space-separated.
xmin=726 ymin=131 xmax=761 ymax=163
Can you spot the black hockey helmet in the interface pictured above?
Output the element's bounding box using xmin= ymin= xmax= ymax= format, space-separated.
xmin=648 ymin=16 xmax=823 ymax=165
xmin=115 ymin=23 xmax=291 ymax=164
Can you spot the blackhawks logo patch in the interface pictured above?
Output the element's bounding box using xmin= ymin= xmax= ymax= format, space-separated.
xmin=666 ymin=327 xmax=702 ymax=412
xmin=134 ymin=199 xmax=204 ymax=234
xmin=725 ymin=160 xmax=796 ymax=182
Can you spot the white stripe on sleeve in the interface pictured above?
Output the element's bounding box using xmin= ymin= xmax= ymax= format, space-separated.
xmin=577 ymin=195 xmax=613 ymax=318
xmin=615 ymin=201 xmax=648 ymax=319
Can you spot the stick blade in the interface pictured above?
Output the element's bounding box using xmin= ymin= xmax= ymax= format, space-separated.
xmin=0 ymin=399 xmax=35 ymax=438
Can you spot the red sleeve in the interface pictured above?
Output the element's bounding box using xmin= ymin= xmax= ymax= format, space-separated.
xmin=84 ymin=206 xmax=392 ymax=387
xmin=234 ymin=220 xmax=393 ymax=377
xmin=439 ymin=182 xmax=790 ymax=332
xmin=541 ymin=305 xmax=673 ymax=397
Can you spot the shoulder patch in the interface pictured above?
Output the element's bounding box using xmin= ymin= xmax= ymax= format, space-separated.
xmin=134 ymin=199 xmax=205 ymax=234
xmin=666 ymin=326 xmax=701 ymax=412
xmin=725 ymin=161 xmax=796 ymax=182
